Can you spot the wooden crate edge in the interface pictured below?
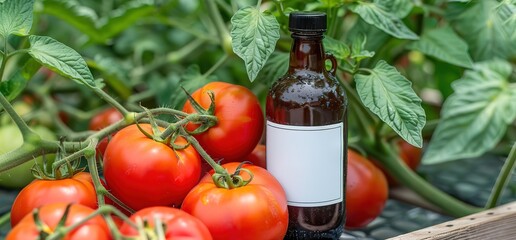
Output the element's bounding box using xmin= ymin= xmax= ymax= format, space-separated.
xmin=387 ymin=201 xmax=516 ymax=240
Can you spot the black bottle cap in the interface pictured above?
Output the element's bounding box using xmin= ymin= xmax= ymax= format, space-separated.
xmin=289 ymin=12 xmax=327 ymax=32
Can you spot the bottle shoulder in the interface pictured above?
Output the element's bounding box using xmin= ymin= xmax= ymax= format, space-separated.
xmin=269 ymin=70 xmax=347 ymax=106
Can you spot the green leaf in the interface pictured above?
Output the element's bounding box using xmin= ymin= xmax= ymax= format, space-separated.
xmin=407 ymin=26 xmax=473 ymax=68
xmin=497 ymin=0 xmax=516 ymax=39
xmin=323 ymin=36 xmax=350 ymax=60
xmin=0 ymin=59 xmax=40 ymax=101
xmin=318 ymin=0 xmax=343 ymax=8
xmin=231 ymin=7 xmax=280 ymax=82
xmin=346 ymin=18 xmax=390 ymax=52
xmin=351 ymin=35 xmax=375 ymax=61
xmin=349 ymin=1 xmax=418 ymax=40
xmin=99 ymin=0 xmax=155 ymax=41
xmin=151 ymin=65 xmax=215 ymax=110
xmin=39 ymin=0 xmax=99 ymax=42
xmin=375 ymin=0 xmax=413 ymax=18
xmin=28 ymin=35 xmax=96 ymax=88
xmin=355 ymin=61 xmax=426 ymax=147
xmin=0 ymin=0 xmax=34 ymax=37
xmin=449 ymin=0 xmax=516 ymax=61
xmin=256 ymin=51 xmax=289 ymax=86
xmin=423 ymin=60 xmax=516 ymax=164
xmin=87 ymin=55 xmax=132 ymax=99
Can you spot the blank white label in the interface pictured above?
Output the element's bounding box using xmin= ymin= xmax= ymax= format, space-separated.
xmin=266 ymin=121 xmax=344 ymax=207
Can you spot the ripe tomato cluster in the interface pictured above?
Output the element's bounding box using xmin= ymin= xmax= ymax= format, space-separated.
xmin=6 ymin=82 xmax=286 ymax=240
xmin=4 ymin=82 xmax=412 ymax=239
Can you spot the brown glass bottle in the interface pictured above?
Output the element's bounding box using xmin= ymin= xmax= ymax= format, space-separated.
xmin=266 ymin=12 xmax=348 ymax=240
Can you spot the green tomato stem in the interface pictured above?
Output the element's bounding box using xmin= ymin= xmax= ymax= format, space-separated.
xmin=374 ymin=140 xmax=483 ymax=217
xmin=485 ymin=141 xmax=516 ymax=208
xmin=339 ymin=77 xmax=376 ymax=141
xmin=46 ymin=205 xmax=125 ymax=240
xmin=326 ymin=6 xmax=340 ymax=38
xmin=0 ymin=90 xmax=35 ymax=138
xmin=0 ymin=211 xmax=10 ymax=227
xmin=0 ymin=40 xmax=7 ymax=81
xmin=51 ymin=139 xmax=97 ymax=174
xmin=215 ymin=0 xmax=233 ymax=15
xmin=202 ymin=54 xmax=228 ymax=79
xmin=0 ymin=107 xmax=196 ymax=173
xmin=0 ymin=141 xmax=41 ymax=172
xmin=90 ymin=145 xmax=134 ymax=214
xmin=91 ymin=88 xmax=130 ymax=116
xmin=178 ymin=127 xmax=228 ymax=181
xmin=204 ymin=0 xmax=231 ymax=53
xmin=159 ymin=113 xmax=217 ymax=140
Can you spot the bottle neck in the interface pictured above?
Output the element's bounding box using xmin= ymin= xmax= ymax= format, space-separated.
xmin=288 ymin=32 xmax=325 ymax=73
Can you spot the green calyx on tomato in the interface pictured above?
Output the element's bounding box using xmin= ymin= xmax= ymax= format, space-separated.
xmin=103 ymin=124 xmax=203 ymax=211
xmin=10 ymin=171 xmax=98 ymax=227
xmin=0 ymin=124 xmax=57 ymax=189
xmin=181 ymin=162 xmax=288 ymax=240
xmin=120 ymin=207 xmax=213 ymax=240
xmin=8 ymin=203 xmax=110 ymax=240
xmin=182 ymin=82 xmax=264 ymax=164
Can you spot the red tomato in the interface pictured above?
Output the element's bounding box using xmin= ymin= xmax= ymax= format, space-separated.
xmin=89 ymin=107 xmax=124 ymax=157
xmin=7 ymin=203 xmax=110 ymax=240
xmin=373 ymin=140 xmax=422 ymax=186
xmin=181 ymin=162 xmax=288 ymax=240
xmin=245 ymin=144 xmax=266 ymax=169
xmin=89 ymin=108 xmax=123 ymax=130
xmin=120 ymin=207 xmax=212 ymax=240
xmin=345 ymin=150 xmax=389 ymax=229
xmin=397 ymin=139 xmax=422 ymax=171
xmin=10 ymin=172 xmax=97 ymax=227
xmin=182 ymin=82 xmax=264 ymax=164
xmin=103 ymin=124 xmax=202 ymax=211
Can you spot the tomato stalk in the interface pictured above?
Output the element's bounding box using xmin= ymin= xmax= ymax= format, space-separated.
xmin=204 ymin=0 xmax=233 ymax=56
xmin=0 ymin=39 xmax=8 ymax=81
xmin=340 ymin=78 xmax=376 ymax=144
xmin=0 ymin=107 xmax=198 ymax=173
xmin=0 ymin=91 xmax=38 ymax=139
xmin=0 ymin=212 xmax=10 ymax=227
xmin=45 ymin=205 xmax=131 ymax=240
xmin=129 ymin=38 xmax=206 ymax=83
xmin=91 ymin=87 xmax=130 ymax=117
xmin=486 ymin=141 xmax=516 ymax=208
xmin=179 ymin=127 xmax=252 ymax=189
xmin=372 ymin=139 xmax=483 ymax=217
xmin=159 ymin=113 xmax=218 ymax=140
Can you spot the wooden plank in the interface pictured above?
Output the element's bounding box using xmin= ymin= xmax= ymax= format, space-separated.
xmin=388 ymin=201 xmax=516 ymax=240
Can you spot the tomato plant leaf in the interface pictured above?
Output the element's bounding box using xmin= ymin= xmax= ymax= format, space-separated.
xmin=449 ymin=0 xmax=516 ymax=61
xmin=407 ymin=26 xmax=473 ymax=68
xmin=256 ymin=51 xmax=289 ymax=87
xmin=423 ymin=60 xmax=516 ymax=164
xmin=231 ymin=6 xmax=280 ymax=82
xmin=0 ymin=59 xmax=40 ymax=101
xmin=0 ymin=0 xmax=34 ymax=38
xmin=151 ymin=65 xmax=214 ymax=110
xmin=28 ymin=35 xmax=96 ymax=88
xmin=87 ymin=55 xmax=132 ymax=99
xmin=346 ymin=18 xmax=390 ymax=53
xmin=355 ymin=61 xmax=426 ymax=147
xmin=318 ymin=0 xmax=343 ymax=8
xmin=375 ymin=0 xmax=413 ymax=18
xmin=351 ymin=35 xmax=375 ymax=61
xmin=349 ymin=1 xmax=418 ymax=40
xmin=323 ymin=36 xmax=350 ymax=60
xmin=99 ymin=0 xmax=155 ymax=41
xmin=38 ymin=0 xmax=99 ymax=42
